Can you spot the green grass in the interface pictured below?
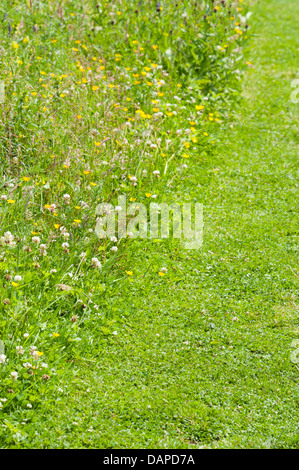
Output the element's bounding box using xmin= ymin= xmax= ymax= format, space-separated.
xmin=0 ymin=0 xmax=298 ymax=448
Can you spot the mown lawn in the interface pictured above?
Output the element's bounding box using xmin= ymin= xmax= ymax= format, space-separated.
xmin=0 ymin=0 xmax=298 ymax=448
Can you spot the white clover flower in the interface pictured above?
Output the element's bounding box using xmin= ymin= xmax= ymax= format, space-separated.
xmin=16 ymin=346 xmax=24 ymax=355
xmin=1 ymin=195 xmax=7 ymax=200
xmin=62 ymin=232 xmax=70 ymax=240
xmin=24 ymin=333 xmax=29 ymax=338
xmin=14 ymin=275 xmax=22 ymax=282
xmin=160 ymin=267 xmax=167 ymax=273
xmin=11 ymin=371 xmax=18 ymax=380
xmin=32 ymin=236 xmax=40 ymax=244
xmin=23 ymin=362 xmax=32 ymax=369
xmin=41 ymin=363 xmax=48 ymax=368
xmin=27 ymin=403 xmax=32 ymax=408
xmin=111 ymin=246 xmax=118 ymax=253
xmin=0 ymin=354 xmax=6 ymax=364
xmin=153 ymin=170 xmax=160 ymax=177
xmin=50 ymin=269 xmax=57 ymax=274
xmin=63 ymin=194 xmax=71 ymax=204
xmin=62 ymin=242 xmax=69 ymax=250
xmin=91 ymin=257 xmax=102 ymax=269
xmin=40 ymin=244 xmax=47 ymax=256
xmin=110 ymin=236 xmax=117 ymax=243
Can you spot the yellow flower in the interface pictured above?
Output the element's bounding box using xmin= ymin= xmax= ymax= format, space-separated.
xmin=37 ymin=351 xmax=43 ymax=356
xmin=77 ymin=114 xmax=82 ymax=119
xmin=83 ymin=170 xmax=90 ymax=175
xmin=145 ymin=193 xmax=152 ymax=198
xmin=54 ymin=224 xmax=60 ymax=229
xmin=90 ymin=182 xmax=97 ymax=186
xmin=184 ymin=142 xmax=190 ymax=149
xmin=152 ymin=45 xmax=158 ymax=50
xmin=11 ymin=42 xmax=19 ymax=49
xmin=192 ymin=136 xmax=198 ymax=143
xmin=74 ymin=219 xmax=81 ymax=224
xmin=53 ymin=333 xmax=60 ymax=337
xmin=196 ymin=105 xmax=205 ymax=110
xmin=158 ymin=272 xmax=165 ymax=276
xmin=92 ymin=85 xmax=99 ymax=91
xmin=11 ymin=282 xmax=19 ymax=287
xmin=183 ymin=154 xmax=189 ymax=158
xmin=126 ymin=271 xmax=133 ymax=276
xmin=7 ymin=200 xmax=15 ymax=204
xmin=23 ymin=176 xmax=30 ymax=182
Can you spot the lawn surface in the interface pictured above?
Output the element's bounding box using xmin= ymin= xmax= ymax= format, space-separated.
xmin=1 ymin=0 xmax=298 ymax=448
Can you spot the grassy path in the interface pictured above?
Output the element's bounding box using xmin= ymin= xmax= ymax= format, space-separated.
xmin=24 ymin=0 xmax=299 ymax=448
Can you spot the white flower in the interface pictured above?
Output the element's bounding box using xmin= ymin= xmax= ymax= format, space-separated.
xmin=62 ymin=232 xmax=70 ymax=240
xmin=115 ymin=206 xmax=122 ymax=213
xmin=62 ymin=242 xmax=69 ymax=250
xmin=91 ymin=257 xmax=102 ymax=269
xmin=40 ymin=244 xmax=47 ymax=256
xmin=32 ymin=236 xmax=40 ymax=244
xmin=27 ymin=403 xmax=32 ymax=408
xmin=16 ymin=346 xmax=24 ymax=355
xmin=153 ymin=170 xmax=160 ymax=177
xmin=63 ymin=194 xmax=71 ymax=204
xmin=14 ymin=275 xmax=22 ymax=282
xmin=1 ymin=195 xmax=7 ymax=200
xmin=50 ymin=269 xmax=57 ymax=274
xmin=111 ymin=246 xmax=118 ymax=253
xmin=41 ymin=362 xmax=48 ymax=368
xmin=110 ymin=236 xmax=117 ymax=243
xmin=160 ymin=267 xmax=167 ymax=273
xmin=23 ymin=362 xmax=32 ymax=369
xmin=11 ymin=371 xmax=18 ymax=380
xmin=24 ymin=333 xmax=29 ymax=338
xmin=0 ymin=354 xmax=6 ymax=364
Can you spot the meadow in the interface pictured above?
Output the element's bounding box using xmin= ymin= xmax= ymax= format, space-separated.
xmin=0 ymin=0 xmax=298 ymax=448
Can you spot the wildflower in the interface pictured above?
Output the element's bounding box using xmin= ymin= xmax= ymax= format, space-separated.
xmin=91 ymin=257 xmax=102 ymax=269
xmin=53 ymin=333 xmax=60 ymax=337
xmin=1 ymin=195 xmax=7 ymax=200
xmin=0 ymin=354 xmax=6 ymax=364
xmin=14 ymin=275 xmax=22 ymax=282
xmin=62 ymin=242 xmax=69 ymax=251
xmin=27 ymin=403 xmax=32 ymax=408
xmin=50 ymin=269 xmax=57 ymax=274
xmin=11 ymin=371 xmax=18 ymax=380
xmin=24 ymin=333 xmax=29 ymax=338
xmin=153 ymin=170 xmax=160 ymax=177
xmin=16 ymin=346 xmax=24 ymax=355
xmin=63 ymin=194 xmax=71 ymax=204
xmin=79 ymin=252 xmax=86 ymax=260
xmin=111 ymin=246 xmax=118 ymax=253
xmin=160 ymin=267 xmax=167 ymax=273
xmin=32 ymin=236 xmax=41 ymax=244
xmin=40 ymin=244 xmax=47 ymax=256
xmin=23 ymin=362 xmax=32 ymax=369
xmin=110 ymin=236 xmax=117 ymax=243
